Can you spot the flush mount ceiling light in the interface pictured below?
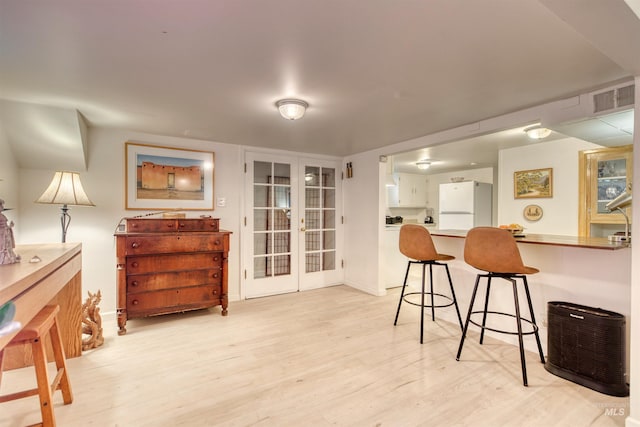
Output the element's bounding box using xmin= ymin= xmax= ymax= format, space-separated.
xmin=524 ymin=125 xmax=552 ymax=140
xmin=276 ymin=99 xmax=308 ymax=120
xmin=416 ymin=160 xmax=431 ymax=170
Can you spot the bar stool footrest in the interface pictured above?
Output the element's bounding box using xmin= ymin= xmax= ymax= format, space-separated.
xmin=469 ymin=310 xmax=539 ymax=336
xmin=403 ymin=292 xmax=456 ymax=309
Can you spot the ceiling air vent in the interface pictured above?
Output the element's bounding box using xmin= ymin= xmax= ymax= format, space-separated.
xmin=617 ymin=84 xmax=635 ymax=108
xmin=593 ymin=90 xmax=615 ymax=113
xmin=593 ymin=84 xmax=635 ymax=113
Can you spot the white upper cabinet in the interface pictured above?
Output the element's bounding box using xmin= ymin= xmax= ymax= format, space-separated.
xmin=388 ymin=173 xmax=428 ymax=207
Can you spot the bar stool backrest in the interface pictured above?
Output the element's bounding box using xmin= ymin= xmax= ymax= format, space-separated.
xmin=464 ymin=226 xmax=537 ymax=274
xmin=399 ymin=224 xmax=439 ymax=261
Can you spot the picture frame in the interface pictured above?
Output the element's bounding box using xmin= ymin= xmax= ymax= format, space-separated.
xmin=125 ymin=142 xmax=215 ymax=210
xmin=514 ymin=168 xmax=552 ymax=199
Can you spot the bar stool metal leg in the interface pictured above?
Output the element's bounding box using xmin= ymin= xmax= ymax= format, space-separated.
xmin=420 ymin=263 xmax=426 ymax=343
xmin=511 ymin=277 xmax=528 ymax=386
xmin=428 ymin=264 xmax=435 ymax=322
xmin=522 ymin=276 xmax=546 ymax=363
xmin=456 ymin=274 xmax=482 ymax=360
xmin=479 ymin=276 xmax=492 ymax=344
xmin=394 ymin=261 xmax=413 ymax=326
xmin=444 ymin=264 xmax=463 ymax=330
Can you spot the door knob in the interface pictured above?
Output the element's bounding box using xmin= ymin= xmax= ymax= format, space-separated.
xmin=300 ymin=227 xmax=306 ymax=232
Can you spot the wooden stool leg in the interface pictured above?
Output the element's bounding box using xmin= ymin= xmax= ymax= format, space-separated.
xmin=49 ymin=319 xmax=73 ymax=405
xmin=32 ymin=336 xmax=56 ymax=427
xmin=0 ymin=349 xmax=4 ymax=388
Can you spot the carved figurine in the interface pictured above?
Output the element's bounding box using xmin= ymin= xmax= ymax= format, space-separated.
xmin=0 ymin=199 xmax=20 ymax=265
xmin=81 ymin=290 xmax=104 ymax=351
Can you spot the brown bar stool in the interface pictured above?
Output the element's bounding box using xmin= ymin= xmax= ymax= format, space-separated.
xmin=0 ymin=305 xmax=73 ymax=426
xmin=456 ymin=227 xmax=545 ymax=386
xmin=394 ymin=224 xmax=463 ymax=343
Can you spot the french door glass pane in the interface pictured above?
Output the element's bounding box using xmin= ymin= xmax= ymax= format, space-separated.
xmin=322 ymin=168 xmax=335 ymax=187
xmin=323 ymin=252 xmax=335 ymax=271
xmin=254 ymin=233 xmax=271 ymax=255
xmin=254 ymin=186 xmax=270 ymax=207
xmin=254 ymin=257 xmax=269 ymax=279
xmin=323 ymin=210 xmax=335 ymax=228
xmin=323 ymin=230 xmax=335 ymax=250
xmin=306 ymin=253 xmax=321 ymax=273
xmin=323 ymin=189 xmax=335 ymax=208
xmin=254 ymin=162 xmax=272 ymax=184
xmin=273 ymin=255 xmax=291 ymax=276
xmin=274 ymin=163 xmax=291 ymax=184
xmin=306 ymin=210 xmax=320 ymax=229
xmin=305 ymin=166 xmax=320 ymax=186
xmin=254 ymin=209 xmax=271 ymax=231
xmin=304 ymin=166 xmax=336 ymax=273
xmin=306 ymin=231 xmax=321 ymax=251
xmin=253 ymin=161 xmax=292 ymax=279
xmin=306 ymin=188 xmax=320 ymax=208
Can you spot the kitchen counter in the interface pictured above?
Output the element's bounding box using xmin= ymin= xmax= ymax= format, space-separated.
xmin=385 ymin=224 xmax=628 ymax=250
xmin=429 ymin=229 xmax=629 ymax=251
xmin=382 ymin=224 xmax=631 ymax=369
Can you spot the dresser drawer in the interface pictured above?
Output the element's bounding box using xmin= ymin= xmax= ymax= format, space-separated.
xmin=177 ymin=218 xmax=219 ymax=231
xmin=127 ymin=285 xmax=222 ymax=314
xmin=126 ymin=218 xmax=219 ymax=233
xmin=128 ymin=269 xmax=222 ymax=292
xmin=126 ymin=252 xmax=223 ymax=274
xmin=123 ymin=234 xmax=227 ymax=255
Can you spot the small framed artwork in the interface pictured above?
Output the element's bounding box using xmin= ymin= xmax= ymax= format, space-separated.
xmin=514 ymin=168 xmax=553 ymax=199
xmin=125 ymin=142 xmax=215 ymax=210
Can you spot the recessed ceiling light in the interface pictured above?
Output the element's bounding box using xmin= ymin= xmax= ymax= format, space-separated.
xmin=524 ymin=125 xmax=551 ymax=139
xmin=416 ymin=160 xmax=431 ymax=170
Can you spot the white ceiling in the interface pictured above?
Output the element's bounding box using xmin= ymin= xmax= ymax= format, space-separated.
xmin=1 ymin=0 xmax=639 ymax=171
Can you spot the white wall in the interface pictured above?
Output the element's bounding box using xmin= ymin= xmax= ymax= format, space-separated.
xmin=342 ymin=150 xmax=384 ymax=296
xmin=16 ymin=128 xmax=244 ymax=314
xmin=498 ymin=137 xmax=600 ymax=235
xmin=627 ymin=77 xmax=639 ymax=427
xmin=0 ymin=123 xmax=19 ymax=231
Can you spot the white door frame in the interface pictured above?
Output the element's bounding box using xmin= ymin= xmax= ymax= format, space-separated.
xmin=241 ymin=150 xmax=343 ymax=299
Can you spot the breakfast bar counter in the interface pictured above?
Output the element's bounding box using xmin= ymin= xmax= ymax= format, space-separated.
xmin=429 ymin=229 xmax=629 ymax=250
xmin=385 ymin=226 xmax=632 ymax=373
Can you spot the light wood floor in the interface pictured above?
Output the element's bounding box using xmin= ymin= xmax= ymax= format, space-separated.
xmin=1 ymin=285 xmax=629 ymax=427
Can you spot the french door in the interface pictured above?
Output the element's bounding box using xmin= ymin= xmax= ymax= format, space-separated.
xmin=243 ymin=153 xmax=342 ymax=298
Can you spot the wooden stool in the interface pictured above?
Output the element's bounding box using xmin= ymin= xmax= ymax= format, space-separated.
xmin=0 ymin=305 xmax=73 ymax=426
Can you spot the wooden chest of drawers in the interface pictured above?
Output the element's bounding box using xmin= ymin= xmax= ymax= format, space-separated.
xmin=115 ymin=218 xmax=230 ymax=335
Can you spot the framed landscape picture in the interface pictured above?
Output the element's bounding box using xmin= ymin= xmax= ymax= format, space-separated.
xmin=125 ymin=142 xmax=215 ymax=210
xmin=514 ymin=168 xmax=553 ymax=199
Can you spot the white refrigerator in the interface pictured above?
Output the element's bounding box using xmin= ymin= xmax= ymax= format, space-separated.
xmin=438 ymin=181 xmax=492 ymax=230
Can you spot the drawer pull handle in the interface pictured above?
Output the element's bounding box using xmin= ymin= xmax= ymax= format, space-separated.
xmin=132 ymin=300 xmax=139 ymax=305
xmin=131 ymin=281 xmax=139 ymax=287
xmin=131 ymin=262 xmax=139 ymax=268
xmin=214 ymin=240 xmax=221 ymax=245
xmin=213 ymin=273 xmax=219 ymax=278
xmin=212 ymin=290 xmax=218 ymax=295
xmin=131 ymin=242 xmax=140 ymax=248
xmin=213 ymin=256 xmax=219 ymax=262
